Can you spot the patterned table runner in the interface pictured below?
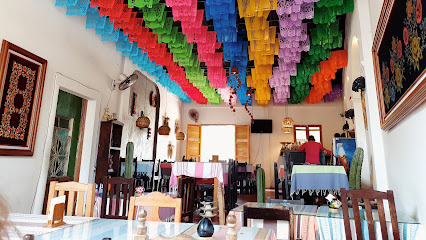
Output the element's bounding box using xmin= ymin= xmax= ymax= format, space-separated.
xmin=316 ymin=206 xmax=425 ymax=240
xmin=169 ymin=162 xmax=225 ymax=187
xmin=290 ymin=165 xmax=349 ymax=196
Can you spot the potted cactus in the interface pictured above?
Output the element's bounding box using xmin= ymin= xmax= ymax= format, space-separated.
xmin=256 ymin=168 xmax=265 ymax=203
xmin=124 ymin=142 xmax=134 ymax=179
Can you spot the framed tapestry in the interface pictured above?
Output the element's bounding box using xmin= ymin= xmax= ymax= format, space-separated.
xmin=372 ymin=0 xmax=426 ymax=130
xmin=0 ymin=40 xmax=47 ymax=156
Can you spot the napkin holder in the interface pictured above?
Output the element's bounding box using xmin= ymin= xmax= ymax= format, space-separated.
xmin=44 ymin=203 xmax=66 ymax=228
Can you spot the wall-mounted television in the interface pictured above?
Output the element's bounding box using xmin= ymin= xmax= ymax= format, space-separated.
xmin=251 ymin=119 xmax=272 ymax=133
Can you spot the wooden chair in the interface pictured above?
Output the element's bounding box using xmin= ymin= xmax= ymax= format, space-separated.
xmin=225 ymin=159 xmax=238 ymax=213
xmin=159 ymin=163 xmax=172 ymax=193
xmin=237 ymin=162 xmax=249 ymax=194
xmin=128 ymin=192 xmax=182 ymax=222
xmin=46 ymin=181 xmax=95 ymax=217
xmin=100 ymin=176 xmax=134 ymax=219
xmin=243 ymin=205 xmax=294 ymax=240
xmin=267 ymin=197 xmax=304 ymax=205
xmin=340 ymin=188 xmax=400 ymax=240
xmin=42 ymin=176 xmax=71 ymax=214
xmin=177 ymin=177 xmax=196 ymax=223
xmin=274 ymin=162 xmax=282 ymax=199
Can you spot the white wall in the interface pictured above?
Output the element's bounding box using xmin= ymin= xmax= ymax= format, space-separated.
xmin=121 ymin=60 xmax=183 ymax=162
xmin=180 ymin=100 xmax=345 ymax=188
xmin=344 ymin=0 xmax=426 ymax=225
xmin=0 ymin=0 xmax=124 ymax=213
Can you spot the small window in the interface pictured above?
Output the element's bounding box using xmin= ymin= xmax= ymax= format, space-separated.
xmin=294 ymin=125 xmax=322 ymax=144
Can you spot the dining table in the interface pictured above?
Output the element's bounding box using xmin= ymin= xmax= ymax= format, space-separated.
xmin=7 ymin=213 xmax=277 ymax=240
xmin=169 ymin=161 xmax=228 ymax=225
xmin=229 ymin=202 xmax=318 ymax=240
xmin=290 ymin=165 xmax=349 ymax=197
xmin=316 ymin=206 xmax=426 ymax=240
xmin=8 ymin=213 xmax=96 ymax=239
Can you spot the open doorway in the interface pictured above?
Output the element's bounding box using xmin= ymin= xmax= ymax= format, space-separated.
xmin=42 ymin=90 xmax=87 ymax=213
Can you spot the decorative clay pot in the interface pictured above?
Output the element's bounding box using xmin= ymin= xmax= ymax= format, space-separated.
xmin=197 ymin=217 xmax=214 ymax=237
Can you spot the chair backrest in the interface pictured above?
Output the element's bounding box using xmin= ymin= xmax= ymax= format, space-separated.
xmin=225 ymin=159 xmax=238 ymax=212
xmin=46 ymin=181 xmax=95 ymax=217
xmin=43 ymin=176 xmax=71 ymax=214
xmin=319 ymin=151 xmax=325 ymax=165
xmin=101 ymin=176 xmax=134 ymax=219
xmin=128 ymin=192 xmax=182 ymax=222
xmin=237 ymin=162 xmax=248 ymax=178
xmin=267 ymin=197 xmax=304 ymax=205
xmin=177 ymin=177 xmax=196 ymax=223
xmin=120 ymin=157 xmax=138 ymax=177
xmin=243 ymin=205 xmax=294 ymax=240
xmin=160 ymin=163 xmax=172 ymax=177
xmin=340 ymin=188 xmax=399 ymax=240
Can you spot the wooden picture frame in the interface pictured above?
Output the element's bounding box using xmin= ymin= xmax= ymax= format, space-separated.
xmin=0 ymin=40 xmax=47 ymax=156
xmin=372 ymin=0 xmax=426 ymax=130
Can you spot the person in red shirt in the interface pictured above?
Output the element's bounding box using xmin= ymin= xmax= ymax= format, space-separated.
xmin=298 ymin=136 xmax=331 ymax=165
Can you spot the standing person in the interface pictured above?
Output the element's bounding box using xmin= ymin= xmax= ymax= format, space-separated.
xmin=299 ymin=136 xmax=331 ymax=165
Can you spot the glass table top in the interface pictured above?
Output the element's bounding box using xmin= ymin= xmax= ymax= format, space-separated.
xmin=317 ymin=206 xmax=420 ymax=224
xmin=34 ymin=219 xmax=195 ymax=240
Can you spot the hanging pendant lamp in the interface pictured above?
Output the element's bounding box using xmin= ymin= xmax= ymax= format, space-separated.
xmin=281 ymin=117 xmax=294 ymax=133
xmin=281 ymin=105 xmax=294 ymax=133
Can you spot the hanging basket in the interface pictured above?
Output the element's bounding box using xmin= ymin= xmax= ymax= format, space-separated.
xmin=176 ymin=131 xmax=185 ymax=140
xmin=158 ymin=117 xmax=170 ymax=135
xmin=281 ymin=117 xmax=294 ymax=133
xmin=136 ymin=111 xmax=150 ymax=129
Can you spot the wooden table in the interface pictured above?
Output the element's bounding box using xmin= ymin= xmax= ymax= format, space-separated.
xmin=169 ymin=161 xmax=227 ymax=225
xmin=229 ymin=202 xmax=318 ymax=240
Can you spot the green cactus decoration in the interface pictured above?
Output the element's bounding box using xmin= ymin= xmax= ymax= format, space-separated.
xmin=124 ymin=142 xmax=134 ymax=178
xmin=349 ymin=147 xmax=364 ymax=190
xmin=256 ymin=168 xmax=265 ymax=203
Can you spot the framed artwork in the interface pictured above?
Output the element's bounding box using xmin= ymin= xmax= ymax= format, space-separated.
xmin=372 ymin=0 xmax=426 ymax=130
xmin=0 ymin=40 xmax=47 ymax=156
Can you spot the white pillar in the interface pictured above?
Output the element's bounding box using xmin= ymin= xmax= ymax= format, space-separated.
xmin=354 ymin=0 xmax=389 ymax=190
xmin=351 ymin=93 xmax=372 ymax=188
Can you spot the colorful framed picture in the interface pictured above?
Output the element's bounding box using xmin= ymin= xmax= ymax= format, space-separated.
xmin=0 ymin=40 xmax=47 ymax=156
xmin=372 ymin=0 xmax=426 ymax=130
